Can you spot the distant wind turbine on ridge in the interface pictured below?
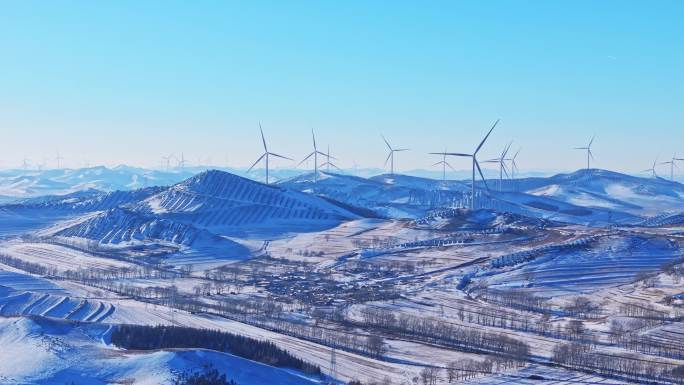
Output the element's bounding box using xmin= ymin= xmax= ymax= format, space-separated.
xmin=575 ymin=135 xmax=595 ymax=170
xmin=506 ymin=148 xmax=521 ymax=179
xmin=430 ymin=119 xmax=498 ymax=209
xmin=247 ymin=123 xmax=292 ymax=184
xmin=432 ymin=149 xmax=456 ymax=182
xmin=430 ymin=149 xmax=456 ymax=182
xmin=298 ymin=129 xmax=327 ymax=183
xmin=485 ymin=142 xmax=512 ymax=191
xmin=660 ymin=154 xmax=684 ymax=181
xmin=381 ymin=135 xmax=409 ymax=176
xmin=55 ymin=151 xmax=64 ymax=169
xmin=320 ymin=145 xmax=340 ymax=173
xmin=642 ymin=156 xmax=659 ymax=178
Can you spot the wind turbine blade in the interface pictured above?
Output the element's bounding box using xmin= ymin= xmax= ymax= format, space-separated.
xmin=475 ymin=160 xmax=490 ymax=192
xmin=259 ymin=123 xmax=267 ymax=151
xmin=247 ymin=153 xmax=266 ymax=172
xmin=446 ymin=162 xmax=456 ymax=171
xmin=329 ymin=162 xmax=341 ymax=170
xmin=502 ymin=142 xmax=512 ymax=158
xmin=298 ymin=152 xmax=315 ymax=166
xmin=395 ymin=148 xmax=410 ymax=152
xmin=432 ymin=161 xmax=443 ymax=166
xmin=588 ymin=134 xmax=595 ymax=147
xmin=384 ymin=151 xmax=392 ymax=167
xmin=429 ymin=152 xmax=449 ymax=155
xmin=311 ymin=129 xmax=317 ymax=150
xmin=475 ymin=119 xmax=499 ymax=154
xmin=502 ymin=163 xmax=510 ymax=178
xmin=589 ymin=149 xmax=595 ymax=160
xmin=443 ymin=152 xmax=472 ymax=157
xmin=269 ymin=152 xmax=293 ymax=161
xmin=381 ymin=135 xmax=392 ymax=151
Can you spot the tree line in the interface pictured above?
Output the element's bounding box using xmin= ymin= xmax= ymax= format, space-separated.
xmin=111 ymin=324 xmax=321 ymax=376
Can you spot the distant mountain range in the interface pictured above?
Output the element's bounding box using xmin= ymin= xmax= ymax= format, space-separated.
xmin=1 ymin=168 xmax=683 ymax=259
xmin=0 ymin=165 xmax=581 ymax=203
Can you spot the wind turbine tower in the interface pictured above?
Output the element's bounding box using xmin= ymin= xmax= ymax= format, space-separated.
xmin=485 ymin=142 xmax=512 ymax=191
xmin=661 ymin=154 xmax=684 ymax=181
xmin=381 ymin=135 xmax=409 ymax=175
xmin=431 ymin=149 xmax=455 ymax=181
xmin=320 ymin=145 xmax=340 ymax=173
xmin=178 ymin=153 xmax=187 ymax=169
xmin=574 ymin=135 xmax=595 ymax=170
xmin=430 ymin=119 xmax=498 ymax=209
xmin=55 ymin=151 xmax=64 ymax=169
xmin=298 ymin=129 xmax=327 ymax=183
xmin=643 ymin=157 xmax=659 ymax=178
xmin=506 ymin=148 xmax=521 ymax=179
xmin=247 ymin=123 xmax=292 ymax=184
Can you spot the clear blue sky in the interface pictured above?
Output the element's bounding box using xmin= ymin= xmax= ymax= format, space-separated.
xmin=1 ymin=1 xmax=683 ymax=174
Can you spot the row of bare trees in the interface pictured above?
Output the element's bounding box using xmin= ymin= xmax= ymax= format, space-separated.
xmin=552 ymin=342 xmax=684 ymax=383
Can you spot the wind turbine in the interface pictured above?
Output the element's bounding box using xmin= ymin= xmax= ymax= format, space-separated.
xmin=178 ymin=153 xmax=187 ymax=169
xmin=320 ymin=145 xmax=340 ymax=173
xmin=660 ymin=153 xmax=684 ymax=181
xmin=485 ymin=142 xmax=512 ymax=191
xmin=247 ymin=123 xmax=292 ymax=184
xmin=298 ymin=129 xmax=327 ymax=183
xmin=381 ymin=135 xmax=409 ymax=175
xmin=574 ymin=135 xmax=595 ymax=170
xmin=431 ymin=148 xmax=456 ymax=182
xmin=55 ymin=151 xmax=64 ymax=169
xmin=430 ymin=119 xmax=498 ymax=209
xmin=642 ymin=157 xmax=659 ymax=178
xmin=21 ymin=156 xmax=30 ymax=171
xmin=506 ymin=148 xmax=521 ymax=179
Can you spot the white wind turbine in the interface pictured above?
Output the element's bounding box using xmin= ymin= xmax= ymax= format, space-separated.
xmin=381 ymin=135 xmax=409 ymax=176
xmin=430 ymin=119 xmax=498 ymax=209
xmin=661 ymin=154 xmax=684 ymax=181
xmin=320 ymin=145 xmax=340 ymax=173
xmin=298 ymin=129 xmax=327 ymax=183
xmin=485 ymin=142 xmax=512 ymax=191
xmin=178 ymin=153 xmax=187 ymax=169
xmin=55 ymin=151 xmax=64 ymax=169
xmin=574 ymin=135 xmax=595 ymax=170
xmin=506 ymin=148 xmax=521 ymax=179
xmin=642 ymin=157 xmax=659 ymax=178
xmin=21 ymin=156 xmax=30 ymax=171
xmin=247 ymin=123 xmax=292 ymax=184
xmin=431 ymin=148 xmax=456 ymax=182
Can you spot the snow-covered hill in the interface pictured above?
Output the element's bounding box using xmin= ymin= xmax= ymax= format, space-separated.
xmin=280 ymin=171 xmax=470 ymax=219
xmin=511 ymin=169 xmax=684 ymax=217
xmin=0 ymin=316 xmax=321 ymax=385
xmin=124 ymin=170 xmax=359 ymax=237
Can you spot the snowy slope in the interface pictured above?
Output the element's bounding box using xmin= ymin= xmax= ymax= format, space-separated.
xmin=280 ymin=171 xmax=470 ymax=219
xmin=511 ymin=169 xmax=684 ymax=216
xmin=129 ymin=170 xmax=359 ymax=237
xmin=0 ymin=316 xmax=322 ymax=385
xmin=54 ymin=207 xmax=250 ymax=258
